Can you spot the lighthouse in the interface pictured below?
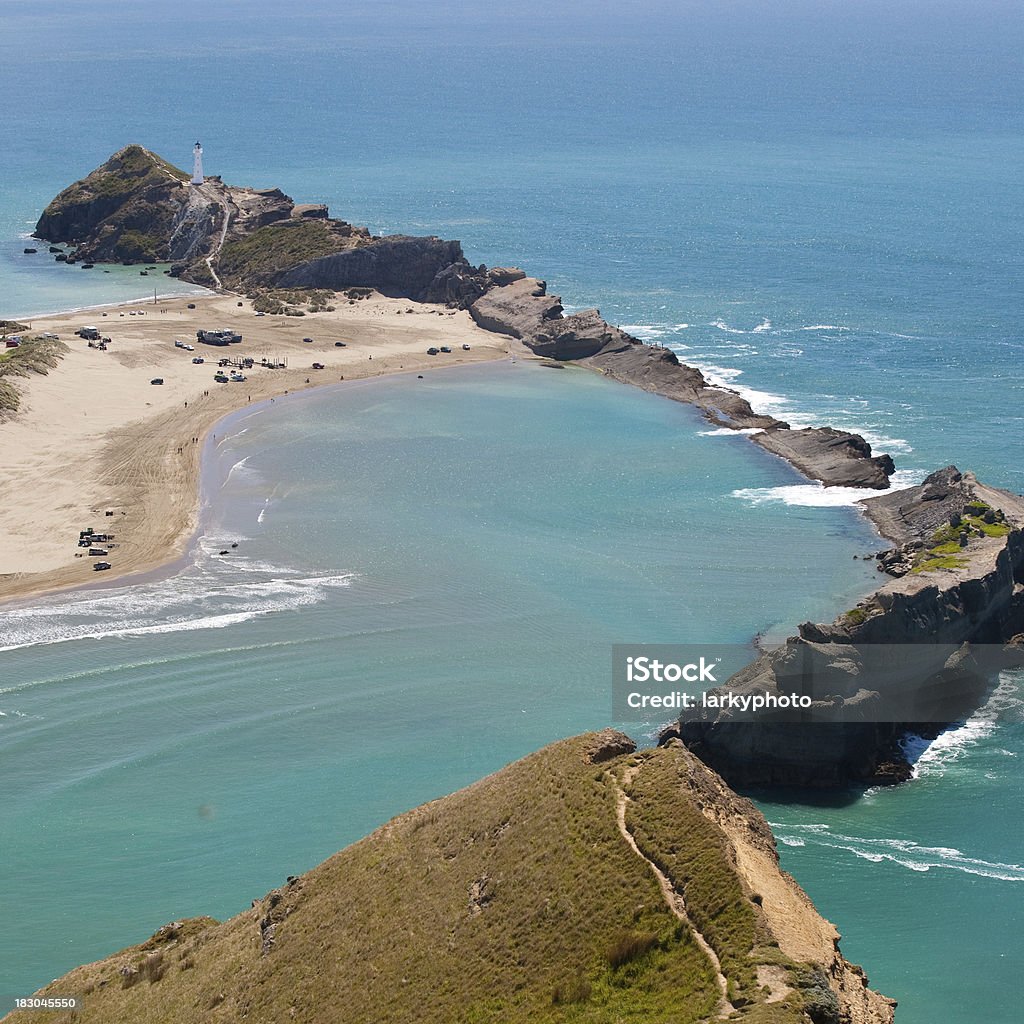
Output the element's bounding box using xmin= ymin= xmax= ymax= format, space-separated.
xmin=191 ymin=141 xmax=204 ymax=185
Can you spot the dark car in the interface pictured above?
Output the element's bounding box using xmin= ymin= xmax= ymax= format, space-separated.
xmin=426 ymin=347 xmax=439 ymax=355
xmin=150 ymin=378 xmax=164 ymax=385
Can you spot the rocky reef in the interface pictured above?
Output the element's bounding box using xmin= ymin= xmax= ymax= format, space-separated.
xmin=665 ymin=468 xmax=1024 ymax=788
xmin=468 ymin=274 xmax=894 ymax=488
xmin=3 ymin=733 xmax=893 ymax=1024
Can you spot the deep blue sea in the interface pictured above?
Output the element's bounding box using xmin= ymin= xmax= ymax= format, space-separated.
xmin=1 ymin=3 xmax=1022 ymax=1020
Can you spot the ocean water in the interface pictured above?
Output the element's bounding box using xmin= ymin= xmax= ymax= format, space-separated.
xmin=2 ymin=2 xmax=1023 ymax=1020
xmin=0 ymin=363 xmax=881 ymax=1003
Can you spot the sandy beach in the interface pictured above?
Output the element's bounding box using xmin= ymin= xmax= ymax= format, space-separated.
xmin=0 ymin=291 xmax=511 ymax=603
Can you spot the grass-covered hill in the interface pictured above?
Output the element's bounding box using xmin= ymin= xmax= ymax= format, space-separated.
xmin=4 ymin=733 xmax=892 ymax=1024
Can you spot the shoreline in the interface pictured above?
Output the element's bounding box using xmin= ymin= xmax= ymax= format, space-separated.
xmin=0 ymin=276 xmax=906 ymax=612
xmin=0 ymin=290 xmax=515 ymax=606
xmin=5 ymin=284 xmax=215 ymax=324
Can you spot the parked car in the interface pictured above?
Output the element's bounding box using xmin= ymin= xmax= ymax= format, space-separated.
xmin=192 ymin=357 xmax=204 ymax=364
xmin=311 ymin=362 xmax=324 ymax=369
xmin=334 ymin=341 xmax=347 ymax=347
xmin=214 ymin=372 xmax=229 ymax=383
xmin=426 ymin=347 xmax=439 ymax=355
xmin=150 ymin=378 xmax=164 ymax=385
xmin=302 ymin=337 xmax=314 ymax=343
xmin=462 ymin=344 xmax=471 ymax=351
xmin=440 ymin=346 xmax=452 ymax=353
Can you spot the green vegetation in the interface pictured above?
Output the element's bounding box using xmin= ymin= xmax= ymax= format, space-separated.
xmin=114 ymin=228 xmax=165 ymax=262
xmin=912 ymin=555 xmax=969 ymax=574
xmin=51 ymin=145 xmax=185 ymax=207
xmin=911 ymin=500 xmax=1012 ymax=574
xmin=0 ymin=336 xmax=69 ymax=414
xmin=218 ymin=220 xmax=354 ymax=288
xmin=623 ymin=750 xmax=762 ymax=1002
xmin=9 ymin=736 xmax=833 ymax=1024
xmin=251 ymin=288 xmax=337 ymax=315
xmin=843 ymin=606 xmax=870 ymax=626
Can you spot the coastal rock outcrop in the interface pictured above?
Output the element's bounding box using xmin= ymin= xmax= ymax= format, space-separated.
xmin=3 ymin=735 xmax=893 ymax=1024
xmin=666 ymin=468 xmax=1024 ymax=788
xmin=277 ymin=235 xmax=469 ymax=301
xmin=752 ymin=427 xmax=896 ymax=490
xmin=35 ymin=145 xmax=195 ymax=263
xmin=468 ymin=274 xmax=893 ymax=487
xmin=38 ymin=147 xmax=895 ymax=490
xmin=35 ymin=146 xmax=468 ymax=300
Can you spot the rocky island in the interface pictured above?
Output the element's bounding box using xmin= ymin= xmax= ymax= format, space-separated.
xmin=2 ymin=733 xmax=894 ymax=1024
xmin=35 ymin=145 xmax=896 ymax=491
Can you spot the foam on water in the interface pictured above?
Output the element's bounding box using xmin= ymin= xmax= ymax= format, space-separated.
xmin=698 ymin=427 xmax=763 ymax=436
xmin=620 ymin=324 xmax=668 ymax=340
xmin=901 ymin=673 xmax=1024 ymax=779
xmin=730 ymin=469 xmax=924 ymax=508
xmin=0 ymin=543 xmax=356 ymax=654
xmin=768 ymin=821 xmax=1024 ymax=882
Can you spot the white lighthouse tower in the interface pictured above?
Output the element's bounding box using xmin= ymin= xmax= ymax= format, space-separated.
xmin=191 ymin=141 xmax=204 ymax=185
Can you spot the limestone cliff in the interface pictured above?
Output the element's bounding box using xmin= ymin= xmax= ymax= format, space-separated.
xmin=2 ymin=734 xmax=893 ymax=1024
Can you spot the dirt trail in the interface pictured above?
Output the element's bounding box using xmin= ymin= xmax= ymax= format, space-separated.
xmin=609 ymin=763 xmax=735 ymax=1019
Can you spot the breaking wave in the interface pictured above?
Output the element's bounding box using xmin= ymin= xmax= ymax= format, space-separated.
xmin=0 ymin=539 xmax=357 ymax=654
xmin=769 ymin=821 xmax=1024 ymax=882
xmin=730 ymin=469 xmax=924 ymax=508
xmin=901 ymin=673 xmax=1024 ymax=779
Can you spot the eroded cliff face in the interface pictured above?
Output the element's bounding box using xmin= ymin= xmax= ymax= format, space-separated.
xmin=277 ymin=235 xmax=467 ymax=299
xmin=2 ymin=734 xmax=893 ymax=1024
xmin=669 ymin=469 xmax=1024 ymax=788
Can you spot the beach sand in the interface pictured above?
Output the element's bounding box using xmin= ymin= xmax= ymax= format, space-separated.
xmin=0 ymin=291 xmax=511 ymax=603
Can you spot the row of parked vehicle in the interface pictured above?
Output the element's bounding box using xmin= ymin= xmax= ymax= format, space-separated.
xmin=426 ymin=344 xmax=471 ymax=355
